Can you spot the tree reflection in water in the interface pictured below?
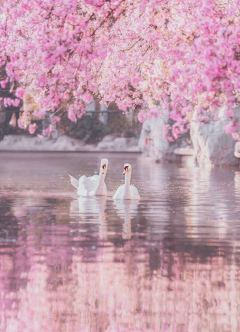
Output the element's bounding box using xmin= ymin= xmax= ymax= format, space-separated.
xmin=0 ymin=153 xmax=240 ymax=332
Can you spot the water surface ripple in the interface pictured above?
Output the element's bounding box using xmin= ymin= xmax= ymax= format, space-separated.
xmin=0 ymin=152 xmax=240 ymax=332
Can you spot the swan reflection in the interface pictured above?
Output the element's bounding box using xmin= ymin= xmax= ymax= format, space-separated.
xmin=235 ymin=171 xmax=240 ymax=198
xmin=70 ymin=197 xmax=140 ymax=240
xmin=70 ymin=196 xmax=108 ymax=239
xmin=114 ymin=199 xmax=140 ymax=240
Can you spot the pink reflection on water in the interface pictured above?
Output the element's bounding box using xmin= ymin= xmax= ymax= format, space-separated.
xmin=0 ymin=202 xmax=240 ymax=332
xmin=0 ymin=153 xmax=240 ymax=331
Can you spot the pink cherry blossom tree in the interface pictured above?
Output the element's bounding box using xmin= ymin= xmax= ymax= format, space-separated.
xmin=0 ymin=0 xmax=240 ymax=139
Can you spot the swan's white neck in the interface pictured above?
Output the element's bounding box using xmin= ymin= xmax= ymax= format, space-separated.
xmin=124 ymin=171 xmax=131 ymax=199
xmin=94 ymin=169 xmax=106 ymax=195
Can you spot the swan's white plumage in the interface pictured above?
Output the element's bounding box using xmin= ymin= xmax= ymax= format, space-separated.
xmin=78 ymin=175 xmax=107 ymax=196
xmin=69 ymin=158 xmax=108 ymax=196
xmin=113 ymin=184 xmax=140 ymax=200
xmin=69 ymin=175 xmax=79 ymax=189
xmin=113 ymin=163 xmax=140 ymax=200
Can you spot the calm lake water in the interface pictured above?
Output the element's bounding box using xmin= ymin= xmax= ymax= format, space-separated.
xmin=0 ymin=152 xmax=240 ymax=332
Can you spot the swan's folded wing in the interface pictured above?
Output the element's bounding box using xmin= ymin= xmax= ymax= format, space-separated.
xmin=88 ymin=175 xmax=99 ymax=192
xmin=130 ymin=185 xmax=140 ymax=199
xmin=69 ymin=175 xmax=79 ymax=189
xmin=78 ymin=175 xmax=99 ymax=196
xmin=89 ymin=175 xmax=99 ymax=183
xmin=113 ymin=184 xmax=125 ymax=200
xmin=78 ymin=176 xmax=88 ymax=196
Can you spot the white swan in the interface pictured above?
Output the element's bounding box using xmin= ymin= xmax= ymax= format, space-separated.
xmin=69 ymin=158 xmax=108 ymax=196
xmin=113 ymin=163 xmax=140 ymax=200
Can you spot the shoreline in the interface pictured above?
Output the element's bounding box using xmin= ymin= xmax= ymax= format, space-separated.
xmin=0 ymin=149 xmax=142 ymax=153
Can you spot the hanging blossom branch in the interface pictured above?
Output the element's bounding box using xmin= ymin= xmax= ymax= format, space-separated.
xmin=0 ymin=0 xmax=240 ymax=139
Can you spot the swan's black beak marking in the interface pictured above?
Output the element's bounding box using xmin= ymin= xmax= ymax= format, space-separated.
xmin=123 ymin=166 xmax=128 ymax=175
xmin=102 ymin=164 xmax=106 ymax=174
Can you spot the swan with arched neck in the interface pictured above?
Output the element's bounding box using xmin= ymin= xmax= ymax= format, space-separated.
xmin=69 ymin=158 xmax=108 ymax=196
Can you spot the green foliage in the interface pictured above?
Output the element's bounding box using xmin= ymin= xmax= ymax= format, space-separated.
xmin=106 ymin=112 xmax=141 ymax=138
xmin=63 ymin=114 xmax=111 ymax=143
xmin=62 ymin=110 xmax=142 ymax=143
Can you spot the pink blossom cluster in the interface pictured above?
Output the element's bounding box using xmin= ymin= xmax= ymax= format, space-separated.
xmin=15 ymin=87 xmax=26 ymax=99
xmin=3 ymin=97 xmax=20 ymax=107
xmin=18 ymin=111 xmax=31 ymax=129
xmin=225 ymin=109 xmax=234 ymax=118
xmin=0 ymin=0 xmax=240 ymax=138
xmin=163 ymin=122 xmax=189 ymax=142
xmin=224 ymin=121 xmax=240 ymax=135
xmin=29 ymin=123 xmax=37 ymax=134
xmin=43 ymin=125 xmax=53 ymax=136
xmin=138 ymin=107 xmax=159 ymax=123
xmin=0 ymin=77 xmax=8 ymax=89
